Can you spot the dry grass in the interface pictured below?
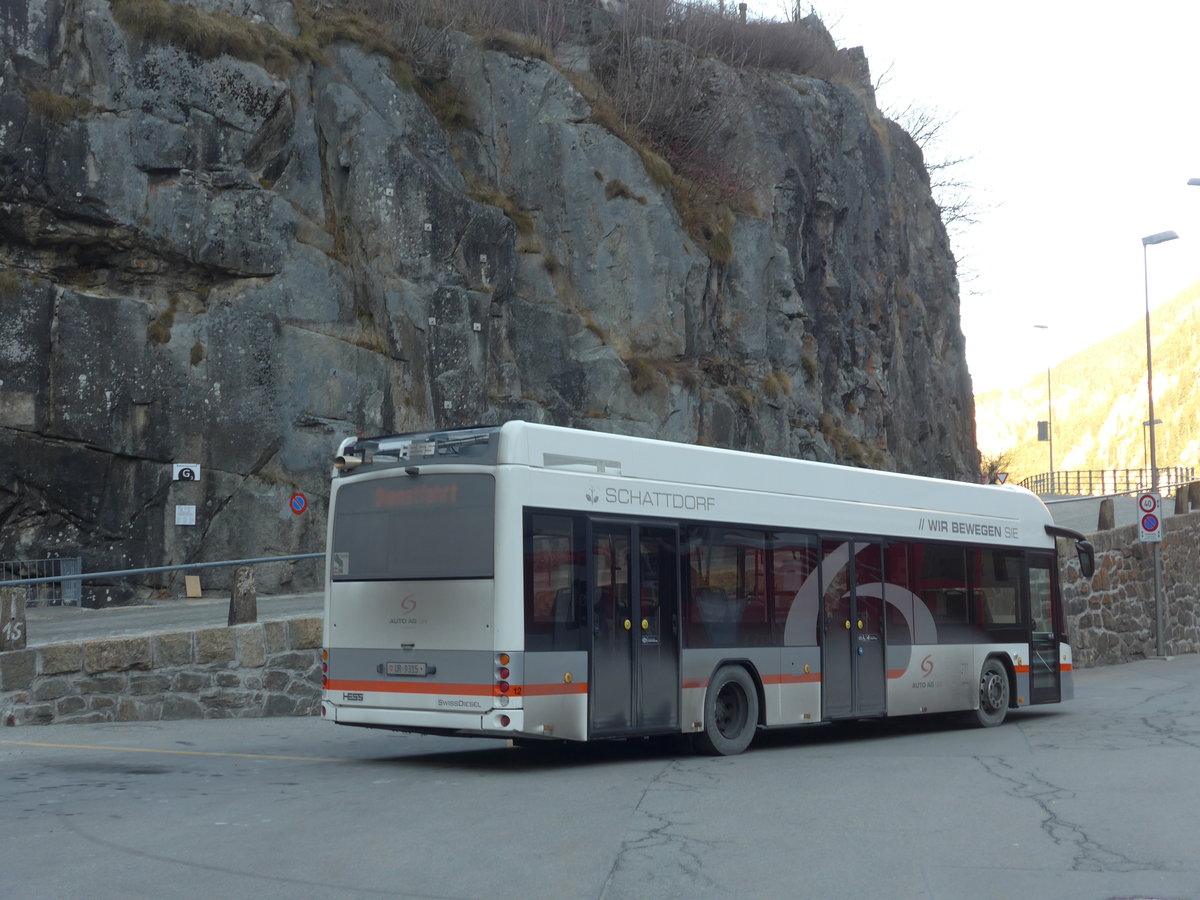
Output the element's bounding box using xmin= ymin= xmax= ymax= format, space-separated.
xmin=604 ymin=179 xmax=647 ymax=204
xmin=146 ymin=296 xmax=179 ymax=345
xmin=416 ymin=77 xmax=475 ymax=130
xmin=625 ymin=357 xmax=659 ymax=395
xmin=763 ymin=369 xmax=793 ymax=400
xmin=467 ymin=177 xmax=534 ymax=233
xmin=0 ymin=267 xmax=21 ymax=299
xmin=27 ymin=89 xmax=91 ymax=124
xmin=111 ymin=0 xmax=311 ymax=74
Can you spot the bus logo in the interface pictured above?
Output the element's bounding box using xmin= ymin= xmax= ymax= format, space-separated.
xmin=586 ymin=487 xmax=599 ymax=505
xmin=921 ymin=655 xmax=934 ymax=676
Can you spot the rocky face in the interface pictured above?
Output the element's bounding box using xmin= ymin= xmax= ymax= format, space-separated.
xmin=0 ymin=1 xmax=977 ymax=594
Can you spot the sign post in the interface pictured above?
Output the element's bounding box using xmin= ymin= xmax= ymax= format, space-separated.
xmin=1138 ymin=492 xmax=1162 ymax=543
xmin=1138 ymin=492 xmax=1167 ymax=657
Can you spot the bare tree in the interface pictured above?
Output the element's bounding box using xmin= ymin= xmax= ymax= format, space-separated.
xmin=980 ymin=450 xmax=1013 ymax=485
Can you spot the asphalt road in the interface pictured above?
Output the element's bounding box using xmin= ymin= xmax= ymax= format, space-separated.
xmin=22 ymin=592 xmax=324 ymax=646
xmin=3 ymin=656 xmax=1200 ymax=899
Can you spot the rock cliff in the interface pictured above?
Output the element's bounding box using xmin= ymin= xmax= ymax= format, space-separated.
xmin=0 ymin=0 xmax=977 ymax=595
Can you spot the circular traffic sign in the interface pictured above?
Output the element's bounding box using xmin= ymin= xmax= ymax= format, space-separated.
xmin=1139 ymin=493 xmax=1158 ymax=513
xmin=290 ymin=493 xmax=308 ymax=515
xmin=1142 ymin=513 xmax=1159 ymax=532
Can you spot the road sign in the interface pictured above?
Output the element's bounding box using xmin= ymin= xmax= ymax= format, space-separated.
xmin=173 ymin=464 xmax=201 ymax=481
xmin=1138 ymin=492 xmax=1162 ymax=542
xmin=290 ymin=493 xmax=308 ymax=515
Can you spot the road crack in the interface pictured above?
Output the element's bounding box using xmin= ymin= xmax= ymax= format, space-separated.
xmin=597 ymin=759 xmax=722 ymax=899
xmin=975 ymin=755 xmax=1160 ymax=873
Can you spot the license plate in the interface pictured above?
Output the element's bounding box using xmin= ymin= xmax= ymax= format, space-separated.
xmin=386 ymin=662 xmax=427 ymax=676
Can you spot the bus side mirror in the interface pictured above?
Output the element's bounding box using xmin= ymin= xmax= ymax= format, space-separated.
xmin=1077 ymin=541 xmax=1095 ymax=578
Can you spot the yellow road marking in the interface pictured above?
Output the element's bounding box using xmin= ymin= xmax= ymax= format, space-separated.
xmin=0 ymin=739 xmax=347 ymax=763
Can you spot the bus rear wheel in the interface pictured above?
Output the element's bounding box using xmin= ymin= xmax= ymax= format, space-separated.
xmin=972 ymin=658 xmax=1010 ymax=727
xmin=695 ymin=665 xmax=759 ymax=756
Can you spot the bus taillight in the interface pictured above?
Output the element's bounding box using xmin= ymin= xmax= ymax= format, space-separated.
xmin=496 ymin=653 xmax=515 ymax=705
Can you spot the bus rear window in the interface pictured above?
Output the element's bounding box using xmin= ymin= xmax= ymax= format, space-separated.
xmin=331 ymin=474 xmax=495 ymax=580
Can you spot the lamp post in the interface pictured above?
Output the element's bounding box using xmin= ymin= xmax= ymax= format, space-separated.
xmin=1142 ymin=418 xmax=1163 ymax=489
xmin=1141 ymin=229 xmax=1178 ymax=658
xmin=1033 ymin=324 xmax=1053 ymax=488
xmin=1141 ymin=230 xmax=1177 ymax=492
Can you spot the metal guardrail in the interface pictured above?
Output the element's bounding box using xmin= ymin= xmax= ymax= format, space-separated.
xmin=0 ymin=557 xmax=83 ymax=606
xmin=1019 ymin=467 xmax=1196 ymax=498
xmin=0 ymin=553 xmax=324 ymax=597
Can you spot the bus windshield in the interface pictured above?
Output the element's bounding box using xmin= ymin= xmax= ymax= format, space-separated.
xmin=331 ymin=473 xmax=495 ymax=580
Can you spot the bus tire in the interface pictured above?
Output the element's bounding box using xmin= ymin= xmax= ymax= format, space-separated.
xmin=695 ymin=665 xmax=759 ymax=756
xmin=973 ymin=658 xmax=1010 ymax=728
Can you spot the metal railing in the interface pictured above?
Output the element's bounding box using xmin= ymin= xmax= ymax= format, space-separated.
xmin=0 ymin=557 xmax=83 ymax=606
xmin=0 ymin=553 xmax=323 ymax=605
xmin=1019 ymin=467 xmax=1196 ymax=498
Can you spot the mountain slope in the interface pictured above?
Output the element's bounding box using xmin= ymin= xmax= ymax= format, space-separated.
xmin=976 ymin=282 xmax=1200 ymax=485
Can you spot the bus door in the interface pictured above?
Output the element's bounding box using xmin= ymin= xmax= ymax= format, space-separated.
xmin=1028 ymin=554 xmax=1061 ymax=704
xmin=589 ymin=522 xmax=680 ymax=736
xmin=821 ymin=540 xmax=886 ymax=719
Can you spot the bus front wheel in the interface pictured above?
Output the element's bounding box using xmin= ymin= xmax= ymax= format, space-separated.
xmin=973 ymin=658 xmax=1010 ymax=727
xmin=695 ymin=665 xmax=759 ymax=756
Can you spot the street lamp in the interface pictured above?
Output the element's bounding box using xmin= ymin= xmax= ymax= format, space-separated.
xmin=1033 ymin=324 xmax=1053 ymax=489
xmin=1141 ymin=230 xmax=1178 ymax=492
xmin=1141 ymin=229 xmax=1178 ymax=658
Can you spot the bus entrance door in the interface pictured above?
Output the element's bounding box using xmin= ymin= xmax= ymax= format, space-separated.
xmin=821 ymin=540 xmax=886 ymax=720
xmin=589 ymin=523 xmax=681 ymax=737
xmin=1028 ymin=556 xmax=1061 ymax=704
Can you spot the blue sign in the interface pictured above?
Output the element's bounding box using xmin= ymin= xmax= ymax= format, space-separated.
xmin=290 ymin=493 xmax=308 ymax=515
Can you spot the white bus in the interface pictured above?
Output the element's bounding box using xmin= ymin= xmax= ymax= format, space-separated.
xmin=321 ymin=422 xmax=1094 ymax=755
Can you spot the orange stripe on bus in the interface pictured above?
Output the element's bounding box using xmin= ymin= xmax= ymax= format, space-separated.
xmin=326 ymin=680 xmax=493 ymax=696
xmin=522 ymin=682 xmax=589 ymax=696
xmin=1014 ymin=665 xmax=1030 ymax=674
xmin=327 ymin=679 xmax=591 ymax=698
xmin=886 ymin=669 xmax=906 ymax=680
xmin=762 ymin=673 xmax=821 ymax=685
xmin=1060 ymin=663 xmax=1073 ymax=672
xmin=683 ymin=674 xmax=821 ymax=690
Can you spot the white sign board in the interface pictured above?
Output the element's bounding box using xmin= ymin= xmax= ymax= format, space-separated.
xmin=1138 ymin=492 xmax=1162 ymax=543
xmin=175 ymin=505 xmax=197 ymax=526
xmin=173 ymin=464 xmax=201 ymax=482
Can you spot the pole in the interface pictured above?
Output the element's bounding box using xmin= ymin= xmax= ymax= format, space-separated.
xmin=1144 ymin=242 xmax=1159 ymax=494
xmin=1144 ymin=240 xmax=1165 ymax=657
xmin=1047 ymin=363 xmax=1054 ymax=482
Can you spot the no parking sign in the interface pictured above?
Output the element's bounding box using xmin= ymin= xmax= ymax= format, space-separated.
xmin=1138 ymin=492 xmax=1162 ymax=543
xmin=290 ymin=493 xmax=308 ymax=515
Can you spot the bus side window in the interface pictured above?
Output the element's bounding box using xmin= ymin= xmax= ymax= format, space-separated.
xmin=684 ymin=527 xmax=769 ymax=647
xmin=524 ymin=513 xmax=586 ymax=651
xmin=913 ymin=543 xmax=971 ymax=630
xmin=977 ymin=550 xmax=1023 ymax=627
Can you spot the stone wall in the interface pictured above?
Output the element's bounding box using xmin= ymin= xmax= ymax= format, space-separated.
xmin=1061 ymin=510 xmax=1200 ymax=667
xmin=0 ymin=617 xmax=321 ymax=726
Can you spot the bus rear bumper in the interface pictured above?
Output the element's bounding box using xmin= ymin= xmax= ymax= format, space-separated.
xmin=321 ymin=701 xmax=523 ymax=734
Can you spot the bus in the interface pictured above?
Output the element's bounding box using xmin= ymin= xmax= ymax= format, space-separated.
xmin=321 ymin=421 xmax=1094 ymax=755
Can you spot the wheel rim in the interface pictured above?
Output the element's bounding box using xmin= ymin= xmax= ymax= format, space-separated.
xmin=715 ymin=682 xmax=747 ymax=738
xmin=981 ymin=668 xmax=1005 ymax=712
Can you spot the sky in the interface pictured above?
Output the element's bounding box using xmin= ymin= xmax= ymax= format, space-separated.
xmin=758 ymin=1 xmax=1200 ymax=394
